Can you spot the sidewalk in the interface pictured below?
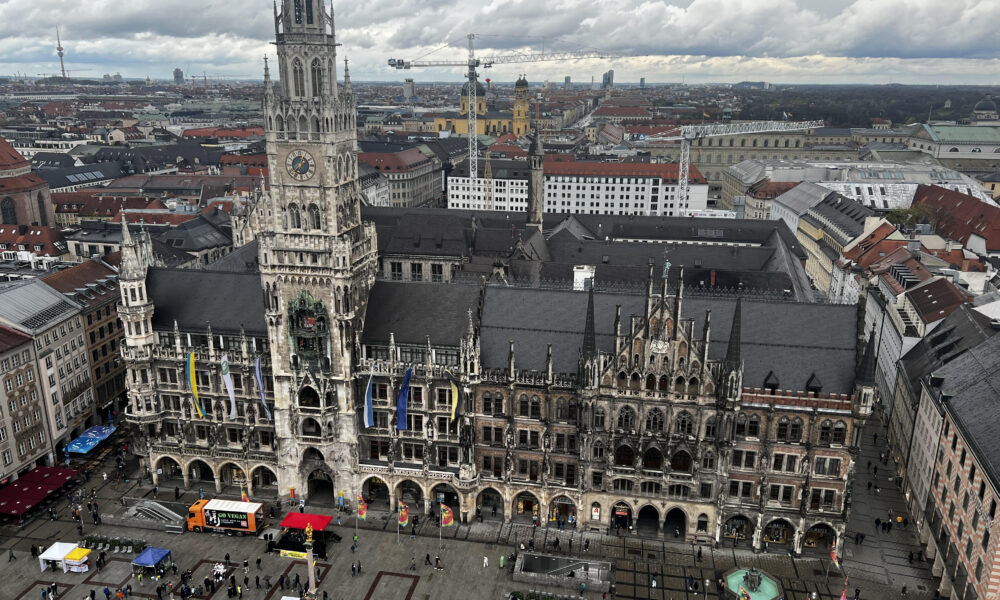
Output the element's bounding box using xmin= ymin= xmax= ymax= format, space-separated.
xmin=842 ymin=411 xmax=939 ymax=597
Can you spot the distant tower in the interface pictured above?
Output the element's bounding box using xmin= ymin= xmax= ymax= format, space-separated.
xmin=564 ymin=76 xmax=572 ymax=90
xmin=640 ymin=77 xmax=645 ymax=89
xmin=173 ymin=68 xmax=184 ymax=85
xmin=55 ymin=27 xmax=67 ymax=79
xmin=513 ymin=75 xmax=530 ymax=136
xmin=527 ymin=133 xmax=544 ymax=229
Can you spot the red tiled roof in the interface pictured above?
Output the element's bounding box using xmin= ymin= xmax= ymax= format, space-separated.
xmin=0 ymin=324 xmax=32 ymax=354
xmin=358 ymin=148 xmax=430 ymax=171
xmin=542 ymin=156 xmax=706 ymax=184
xmin=182 ymin=127 xmax=264 ymax=139
xmin=0 ymin=173 xmax=48 ymax=194
xmin=221 ymin=154 xmax=267 ymax=166
xmin=0 ymin=135 xmax=30 ymax=171
xmin=41 ymin=259 xmax=118 ymax=309
xmin=51 ymin=190 xmax=100 ymax=206
xmin=79 ymin=197 xmax=168 ymax=218
xmin=593 ymin=107 xmax=651 ymax=118
xmin=913 ymin=184 xmax=1000 ymax=252
xmin=110 ymin=212 xmax=197 ymax=225
xmin=488 ymin=144 xmax=528 ymax=158
xmin=494 ymin=133 xmax=519 ymax=144
xmin=905 ymin=278 xmax=970 ymax=325
xmin=746 ymin=180 xmax=800 ymax=199
xmin=0 ymin=225 xmax=66 ymax=257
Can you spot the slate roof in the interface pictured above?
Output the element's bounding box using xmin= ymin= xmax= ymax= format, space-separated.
xmin=37 ymin=162 xmax=125 ymax=191
xmin=477 ymin=287 xmax=859 ymax=394
xmin=362 ymin=281 xmax=480 ymax=346
xmin=898 ymin=305 xmax=994 ymax=400
xmin=937 ymin=333 xmax=1000 ymax=488
xmin=146 ymin=268 xmax=266 ymax=336
xmin=0 ymin=279 xmax=81 ymax=334
xmin=0 ymin=324 xmax=32 ymax=354
xmin=155 ymin=212 xmax=231 ymax=252
xmin=204 ymin=240 xmax=259 ymax=273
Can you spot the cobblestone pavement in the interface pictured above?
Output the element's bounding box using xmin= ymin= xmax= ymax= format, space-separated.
xmin=0 ymin=419 xmax=940 ymax=600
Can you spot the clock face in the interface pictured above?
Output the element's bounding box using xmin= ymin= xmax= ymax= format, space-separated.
xmin=286 ymin=149 xmax=316 ymax=181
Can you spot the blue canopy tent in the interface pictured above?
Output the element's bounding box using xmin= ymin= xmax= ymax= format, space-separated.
xmin=66 ymin=425 xmax=116 ymax=454
xmin=132 ymin=547 xmax=172 ymax=575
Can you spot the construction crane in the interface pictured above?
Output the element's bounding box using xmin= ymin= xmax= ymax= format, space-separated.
xmin=388 ymin=33 xmax=616 ymax=201
xmin=641 ymin=120 xmax=825 ymax=206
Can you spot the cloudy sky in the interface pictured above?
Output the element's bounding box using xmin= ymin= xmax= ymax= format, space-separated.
xmin=1 ymin=0 xmax=998 ymax=85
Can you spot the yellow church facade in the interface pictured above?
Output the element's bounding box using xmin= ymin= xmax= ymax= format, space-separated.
xmin=434 ymin=77 xmax=532 ymax=137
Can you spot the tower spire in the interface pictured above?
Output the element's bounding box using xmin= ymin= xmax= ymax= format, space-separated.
xmin=343 ymin=57 xmax=352 ymax=93
xmin=857 ymin=325 xmax=877 ymax=386
xmin=723 ymin=296 xmax=742 ymax=372
xmin=582 ymin=285 xmax=597 ymax=361
xmin=56 ymin=27 xmax=67 ymax=79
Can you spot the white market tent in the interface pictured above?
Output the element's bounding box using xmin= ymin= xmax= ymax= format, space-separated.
xmin=38 ymin=542 xmax=79 ymax=573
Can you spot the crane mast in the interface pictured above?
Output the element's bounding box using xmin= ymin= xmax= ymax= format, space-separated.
xmin=388 ymin=35 xmax=617 ymax=208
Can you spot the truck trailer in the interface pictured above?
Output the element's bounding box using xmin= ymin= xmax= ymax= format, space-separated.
xmin=186 ymin=499 xmax=264 ymax=535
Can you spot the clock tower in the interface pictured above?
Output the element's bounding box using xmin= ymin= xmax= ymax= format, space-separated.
xmin=255 ymin=0 xmax=377 ymax=500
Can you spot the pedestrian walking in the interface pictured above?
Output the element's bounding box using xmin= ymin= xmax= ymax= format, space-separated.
xmin=483 ymin=555 xmax=489 ymax=568
xmin=500 ymin=554 xmax=504 ymax=569
xmin=410 ymin=556 xmax=416 ymax=571
xmin=873 ymin=466 xmax=878 ymax=477
xmin=854 ymin=588 xmax=861 ymax=600
xmin=874 ymin=433 xmax=878 ymax=444
xmin=351 ymin=562 xmax=356 ymax=577
xmin=256 ymin=557 xmax=261 ymax=570
xmin=875 ymin=517 xmax=881 ymax=530
xmin=357 ymin=560 xmax=363 ymax=574
xmin=867 ymin=481 xmax=872 ymax=492
xmin=424 ymin=554 xmax=432 ymax=566
xmin=225 ymin=553 xmax=230 ymax=567
xmin=243 ymin=558 xmax=249 ymax=574
xmin=353 ymin=534 xmax=358 ymax=547
xmin=103 ymin=472 xmax=107 ymax=482
xmin=697 ymin=547 xmax=703 ymax=562
xmin=255 ymin=576 xmax=260 ymax=590
xmin=908 ymin=551 xmax=913 ymax=563
xmin=8 ymin=548 xmax=15 ymax=561
xmin=174 ymin=487 xmax=180 ymax=500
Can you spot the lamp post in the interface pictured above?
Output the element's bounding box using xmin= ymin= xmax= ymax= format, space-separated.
xmin=304 ymin=523 xmax=317 ymax=600
xmin=704 ymin=578 xmax=710 ymax=600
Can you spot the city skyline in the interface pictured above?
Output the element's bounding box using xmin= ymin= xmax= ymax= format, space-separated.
xmin=0 ymin=0 xmax=997 ymax=85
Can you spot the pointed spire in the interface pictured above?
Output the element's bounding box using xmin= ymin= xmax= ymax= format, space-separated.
xmin=343 ymin=57 xmax=352 ymax=93
xmin=723 ymin=296 xmax=743 ymax=372
xmin=120 ymin=215 xmax=134 ymax=247
xmin=672 ymin=265 xmax=684 ymax=340
xmin=613 ymin=304 xmax=622 ymax=353
xmin=582 ymin=286 xmax=597 ymax=360
xmin=645 ymin=263 xmax=655 ymax=324
xmin=546 ymin=344 xmax=553 ymax=382
xmin=858 ymin=325 xmax=877 ymax=386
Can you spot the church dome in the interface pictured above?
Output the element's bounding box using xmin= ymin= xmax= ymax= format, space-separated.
xmin=974 ymin=96 xmax=997 ymax=112
xmin=461 ymin=79 xmax=487 ymax=97
xmin=515 ymin=76 xmax=529 ymax=89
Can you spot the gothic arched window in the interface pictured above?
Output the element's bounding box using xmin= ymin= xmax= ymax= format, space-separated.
xmin=617 ymin=406 xmax=636 ymax=430
xmin=674 ymin=411 xmax=693 ymax=436
xmin=292 ymin=59 xmax=306 ymax=97
xmin=1 ymin=198 xmax=15 ymax=224
xmin=305 ymin=0 xmax=314 ymax=24
xmin=308 ymin=204 xmax=320 ymax=230
xmin=288 ymin=203 xmax=301 ymax=229
xmin=293 ymin=0 xmax=303 ymax=24
xmin=311 ymin=59 xmax=323 ymax=97
xmin=645 ymin=408 xmax=663 ymax=433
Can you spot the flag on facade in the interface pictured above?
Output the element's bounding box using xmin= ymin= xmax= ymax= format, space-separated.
xmin=444 ymin=370 xmax=461 ymax=422
xmin=440 ymin=504 xmax=454 ymax=528
xmin=357 ymin=495 xmax=367 ymax=520
xmin=398 ymin=501 xmax=409 ymax=527
xmin=830 ymin=544 xmax=840 ymax=569
xmin=187 ymin=352 xmax=205 ymax=418
xmin=363 ymin=372 xmax=374 ymax=428
xmin=240 ymin=482 xmax=249 ymax=502
xmin=254 ymin=357 xmax=272 ymax=422
xmin=221 ymin=353 xmax=237 ymax=420
xmin=396 ymin=367 xmax=412 ymax=431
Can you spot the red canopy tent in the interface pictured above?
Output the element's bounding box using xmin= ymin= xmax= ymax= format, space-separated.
xmin=0 ymin=466 xmax=79 ymax=518
xmin=279 ymin=512 xmax=332 ymax=531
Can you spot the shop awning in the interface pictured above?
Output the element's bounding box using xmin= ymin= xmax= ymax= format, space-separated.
xmin=0 ymin=467 xmax=78 ymax=517
xmin=132 ymin=547 xmax=171 ymax=568
xmin=66 ymin=425 xmax=116 ymax=454
xmin=38 ymin=542 xmax=78 ymax=572
xmin=65 ymin=547 xmax=91 ymax=562
xmin=279 ymin=512 xmax=331 ymax=531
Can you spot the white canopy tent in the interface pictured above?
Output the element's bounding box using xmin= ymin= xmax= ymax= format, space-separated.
xmin=38 ymin=542 xmax=79 ymax=573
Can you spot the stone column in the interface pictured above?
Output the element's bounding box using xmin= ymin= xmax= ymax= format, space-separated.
xmin=152 ymin=468 xmax=160 ymax=486
xmin=925 ymin=538 xmax=938 ymax=560
xmin=182 ymin=468 xmax=190 ymax=489
xmin=931 ymin=553 xmax=944 ymax=577
xmin=937 ymin=572 xmax=953 ymax=597
xmin=214 ymin=476 xmax=222 ymax=494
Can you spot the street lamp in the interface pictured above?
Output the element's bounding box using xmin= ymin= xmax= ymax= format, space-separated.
xmin=704 ymin=578 xmax=710 ymax=600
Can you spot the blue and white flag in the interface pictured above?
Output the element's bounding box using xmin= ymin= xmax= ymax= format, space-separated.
xmin=396 ymin=367 xmax=412 ymax=431
xmin=363 ymin=372 xmax=374 ymax=428
xmin=254 ymin=356 xmax=272 ymax=422
xmin=221 ymin=353 xmax=237 ymax=420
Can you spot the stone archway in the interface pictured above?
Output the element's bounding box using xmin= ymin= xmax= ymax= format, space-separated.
xmin=218 ymin=462 xmax=246 ymax=487
xmin=636 ymin=505 xmax=660 ymax=536
xmin=664 ymin=507 xmax=687 ymax=539
xmin=804 ymin=522 xmax=837 ymax=553
xmin=612 ymin=501 xmax=633 ymax=532
xmin=724 ymin=514 xmax=754 ymax=548
xmin=430 ymin=483 xmax=460 ymax=517
xmin=513 ymin=491 xmax=541 ymax=523
xmin=549 ymin=495 xmax=577 ymax=528
xmin=155 ymin=456 xmax=182 ymax=483
xmin=397 ymin=479 xmax=424 ymax=509
xmin=306 ymin=468 xmax=335 ymax=503
xmin=476 ymin=487 xmax=504 ymax=520
xmin=251 ymin=465 xmax=278 ymax=495
xmin=362 ymin=476 xmax=390 ymax=508
xmin=187 ymin=459 xmax=215 ymax=483
xmin=764 ymin=518 xmax=795 ymax=546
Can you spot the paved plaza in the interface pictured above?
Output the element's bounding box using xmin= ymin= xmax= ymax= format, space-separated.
xmin=0 ymin=411 xmax=941 ymax=600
